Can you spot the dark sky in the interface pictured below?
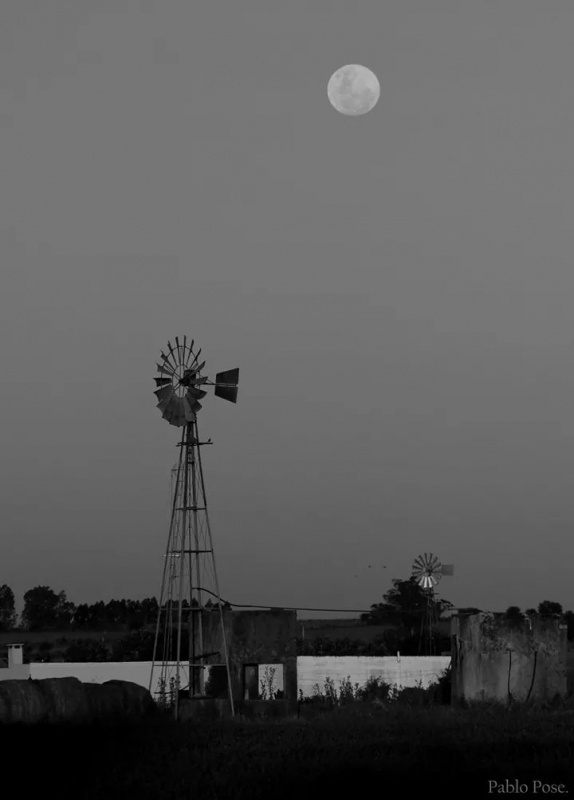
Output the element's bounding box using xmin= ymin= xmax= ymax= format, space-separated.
xmin=2 ymin=0 xmax=574 ymax=618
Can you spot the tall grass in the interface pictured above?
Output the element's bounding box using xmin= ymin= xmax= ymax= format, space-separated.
xmin=4 ymin=700 xmax=573 ymax=800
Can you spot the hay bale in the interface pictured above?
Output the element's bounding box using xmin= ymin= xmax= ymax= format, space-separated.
xmin=36 ymin=677 xmax=92 ymax=724
xmin=0 ymin=680 xmax=49 ymax=724
xmin=0 ymin=690 xmax=10 ymax=724
xmin=84 ymin=681 xmax=125 ymax=722
xmin=102 ymin=680 xmax=156 ymax=719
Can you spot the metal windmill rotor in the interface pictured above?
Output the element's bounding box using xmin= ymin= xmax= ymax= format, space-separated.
xmin=412 ymin=553 xmax=454 ymax=589
xmin=154 ymin=336 xmax=239 ymax=425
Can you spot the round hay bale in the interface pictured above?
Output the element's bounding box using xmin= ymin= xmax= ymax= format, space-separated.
xmin=0 ymin=680 xmax=48 ymax=724
xmin=102 ymin=680 xmax=156 ymax=719
xmin=36 ymin=677 xmax=92 ymax=724
xmin=84 ymin=682 xmax=126 ymax=722
xmin=0 ymin=689 xmax=10 ymax=724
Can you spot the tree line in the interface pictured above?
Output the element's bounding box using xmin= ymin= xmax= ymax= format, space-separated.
xmin=0 ymin=585 xmax=227 ymax=632
xmin=0 ymin=579 xmax=571 ymax=641
xmin=359 ymin=577 xmax=574 ymax=646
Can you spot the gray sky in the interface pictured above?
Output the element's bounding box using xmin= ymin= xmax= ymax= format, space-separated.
xmin=2 ymin=0 xmax=574 ymax=619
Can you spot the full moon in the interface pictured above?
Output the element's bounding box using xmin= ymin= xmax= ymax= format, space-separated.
xmin=327 ymin=64 xmax=380 ymax=116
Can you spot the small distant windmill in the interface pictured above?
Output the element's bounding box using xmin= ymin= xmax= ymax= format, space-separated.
xmin=411 ymin=553 xmax=454 ymax=655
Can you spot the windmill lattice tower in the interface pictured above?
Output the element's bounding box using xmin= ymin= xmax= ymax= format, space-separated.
xmin=411 ymin=553 xmax=453 ymax=655
xmin=149 ymin=337 xmax=239 ymax=719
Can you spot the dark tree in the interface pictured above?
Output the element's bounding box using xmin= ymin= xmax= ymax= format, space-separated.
xmin=505 ymin=606 xmax=523 ymax=620
xmin=22 ymin=586 xmax=66 ymax=630
xmin=361 ymin=577 xmax=451 ymax=633
xmin=72 ymin=603 xmax=91 ymax=629
xmin=112 ymin=629 xmax=154 ymax=661
xmin=537 ymin=600 xmax=563 ymax=617
xmin=88 ymin=601 xmax=107 ymax=630
xmin=0 ymin=584 xmax=17 ymax=630
xmin=54 ymin=591 xmax=76 ymax=629
xmin=140 ymin=596 xmax=158 ymax=624
xmin=104 ymin=599 xmax=126 ymax=627
xmin=64 ymin=639 xmax=109 ymax=662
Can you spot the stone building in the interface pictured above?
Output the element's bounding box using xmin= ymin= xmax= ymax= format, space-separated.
xmin=186 ymin=607 xmax=298 ymax=716
xmin=451 ymin=612 xmax=567 ymax=703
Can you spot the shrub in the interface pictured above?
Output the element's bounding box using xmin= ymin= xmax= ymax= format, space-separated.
xmin=298 ymin=670 xmax=449 ymax=711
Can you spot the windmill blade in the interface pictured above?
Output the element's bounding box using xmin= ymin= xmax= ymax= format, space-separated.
xmin=161 ymin=350 xmax=177 ymax=370
xmin=167 ymin=341 xmax=177 ymax=366
xmin=154 ymin=385 xmax=174 ymax=404
xmin=161 ymin=396 xmax=179 ymax=421
xmin=175 ymin=336 xmax=182 ymax=364
xmin=173 ymin=397 xmax=187 ymax=426
xmin=189 ymin=339 xmax=198 ymax=368
xmin=157 ymin=362 xmax=175 ymax=377
xmin=166 ymin=397 xmax=187 ymax=426
xmin=154 ymin=377 xmax=171 ymax=388
xmin=412 ymin=556 xmax=428 ymax=576
xmin=185 ymin=396 xmax=202 ymax=415
xmin=428 ymin=553 xmax=441 ymax=570
xmin=183 ymin=397 xmax=197 ymax=422
xmin=187 ymin=386 xmax=207 ymax=402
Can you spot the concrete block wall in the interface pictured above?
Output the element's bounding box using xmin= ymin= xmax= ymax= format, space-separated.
xmin=451 ymin=613 xmax=567 ymax=703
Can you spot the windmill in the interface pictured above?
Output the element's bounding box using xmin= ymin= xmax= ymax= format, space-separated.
xmin=411 ymin=553 xmax=454 ymax=655
xmin=149 ymin=336 xmax=239 ymax=719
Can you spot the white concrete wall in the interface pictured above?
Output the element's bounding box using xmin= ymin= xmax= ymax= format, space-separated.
xmin=0 ymin=664 xmax=30 ymax=681
xmin=0 ymin=656 xmax=450 ymax=699
xmin=297 ymin=655 xmax=451 ymax=698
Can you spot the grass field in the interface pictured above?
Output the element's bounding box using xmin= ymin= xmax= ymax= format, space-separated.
xmin=3 ymin=703 xmax=574 ymax=799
